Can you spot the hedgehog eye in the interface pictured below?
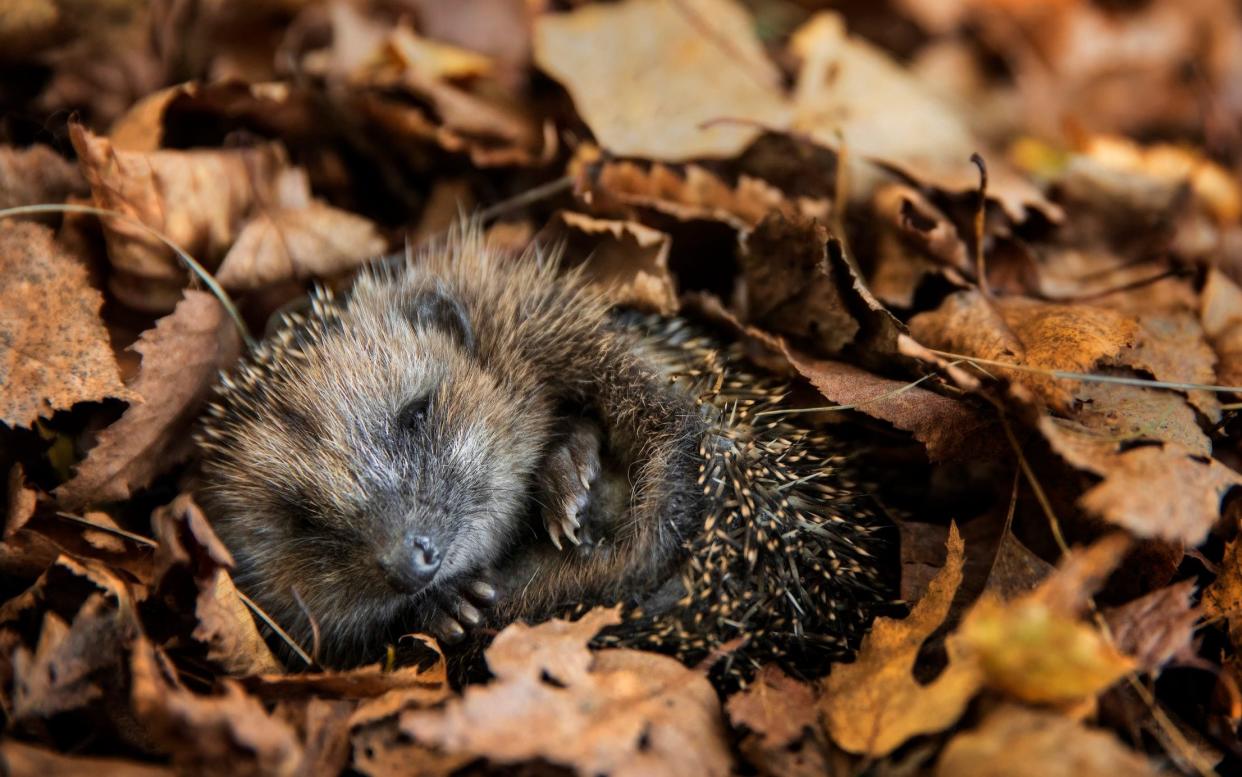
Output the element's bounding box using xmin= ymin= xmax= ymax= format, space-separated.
xmin=399 ymin=396 xmax=431 ymax=429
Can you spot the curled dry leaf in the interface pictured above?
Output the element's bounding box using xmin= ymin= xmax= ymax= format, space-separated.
xmin=0 ymin=220 xmax=132 ymax=428
xmin=130 ymin=637 xmax=303 ymax=777
xmin=11 ymin=591 xmax=137 ymax=722
xmin=404 ymin=608 xmax=733 ymax=777
xmin=740 ymin=214 xmax=859 ymax=354
xmin=1201 ymin=269 xmax=1242 ymax=389
xmin=1203 ymin=527 xmax=1242 ymax=649
xmin=56 ymin=291 xmax=242 ymax=508
xmin=150 ymin=495 xmax=282 ymax=676
xmin=70 ymin=124 xmax=285 ymax=311
xmin=554 ymin=211 xmax=678 ymax=315
xmin=935 ymin=704 xmax=1162 ymax=777
xmin=534 ymin=0 xmax=790 ymax=162
xmin=819 ymin=523 xmax=981 ymax=756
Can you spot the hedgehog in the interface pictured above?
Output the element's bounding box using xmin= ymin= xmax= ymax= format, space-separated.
xmin=195 ymin=227 xmax=893 ymax=683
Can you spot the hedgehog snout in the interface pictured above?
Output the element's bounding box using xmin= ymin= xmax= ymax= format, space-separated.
xmin=377 ymin=531 xmax=443 ymax=594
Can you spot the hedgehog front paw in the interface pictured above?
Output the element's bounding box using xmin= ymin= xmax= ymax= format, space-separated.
xmin=428 ymin=577 xmax=498 ymax=645
xmin=538 ymin=418 xmax=602 ymax=551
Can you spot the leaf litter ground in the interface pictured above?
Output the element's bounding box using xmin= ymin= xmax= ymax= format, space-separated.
xmin=3 ymin=0 xmax=1242 ymax=774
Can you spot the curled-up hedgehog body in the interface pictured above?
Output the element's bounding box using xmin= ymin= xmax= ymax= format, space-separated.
xmin=196 ymin=227 xmax=895 ymax=684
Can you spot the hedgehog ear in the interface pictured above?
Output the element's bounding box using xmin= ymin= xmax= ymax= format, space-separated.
xmin=402 ymin=286 xmax=474 ymax=352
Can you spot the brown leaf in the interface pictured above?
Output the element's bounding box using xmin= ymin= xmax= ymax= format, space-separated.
xmin=534 ymin=0 xmax=790 ymax=161
xmin=575 ymin=149 xmax=811 ymax=230
xmin=404 ymin=608 xmax=733 ymax=777
xmin=0 ymin=741 xmax=174 ymax=777
xmin=151 ymin=495 xmax=282 ymax=676
xmin=246 ymin=642 xmax=448 ymax=708
xmin=784 ymin=347 xmax=998 ymax=462
xmin=740 ymin=214 xmax=859 ymax=353
xmin=909 ymin=290 xmax=1141 ymax=412
xmin=819 ymin=523 xmax=981 ymax=756
xmin=789 ymin=13 xmax=1056 ymax=223
xmin=56 ymin=291 xmax=242 ymax=508
xmin=216 ymin=184 xmax=387 ymax=290
xmin=130 ymin=637 xmax=303 ymax=776
xmin=725 ymin=665 xmax=817 ymax=749
xmin=1204 ymin=527 xmax=1242 ymax=649
xmin=935 ymin=704 xmax=1162 ymax=777
xmin=5 ymin=464 xmax=37 ymax=539
xmin=1041 ymin=426 xmax=1242 ymax=545
xmin=12 ymin=591 xmax=138 ymax=721
xmin=552 ymin=211 xmax=678 ymax=315
xmin=70 ymin=123 xmax=286 ymax=312
xmin=0 ymin=220 xmax=132 ymax=427
xmin=1104 ymin=579 xmax=1199 ymax=672
xmin=0 ymin=144 xmax=87 ymax=213
xmin=1201 ymin=268 xmax=1242 ymax=389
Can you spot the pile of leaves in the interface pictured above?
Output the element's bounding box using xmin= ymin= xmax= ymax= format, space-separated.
xmin=3 ymin=0 xmax=1242 ymax=774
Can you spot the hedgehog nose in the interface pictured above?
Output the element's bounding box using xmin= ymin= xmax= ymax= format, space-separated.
xmin=379 ymin=535 xmax=442 ymax=593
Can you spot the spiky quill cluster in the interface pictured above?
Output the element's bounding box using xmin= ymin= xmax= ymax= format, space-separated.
xmin=589 ymin=315 xmax=891 ymax=682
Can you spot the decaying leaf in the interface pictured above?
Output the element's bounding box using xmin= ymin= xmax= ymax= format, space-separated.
xmin=1205 ymin=527 xmax=1242 ymax=649
xmin=130 ymin=637 xmax=303 ymax=776
xmin=0 ymin=220 xmax=132 ymax=428
xmin=553 ymin=211 xmax=678 ymax=315
xmin=150 ymin=495 xmax=282 ymax=676
xmin=819 ymin=523 xmax=980 ymax=756
xmin=1104 ymin=579 xmax=1199 ymax=672
xmin=534 ymin=0 xmax=789 ymax=161
xmin=0 ymin=740 xmax=175 ymax=777
xmin=956 ymin=535 xmax=1135 ymax=705
xmin=56 ymin=291 xmax=242 ymax=508
xmin=935 ymin=704 xmax=1162 ymax=777
xmin=404 ymin=608 xmax=733 ymax=777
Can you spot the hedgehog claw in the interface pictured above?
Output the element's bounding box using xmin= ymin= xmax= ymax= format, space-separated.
xmin=539 ymin=417 xmax=602 ymax=552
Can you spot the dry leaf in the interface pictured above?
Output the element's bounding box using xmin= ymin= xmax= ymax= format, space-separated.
xmin=150 ymin=495 xmax=282 ymax=676
xmin=0 ymin=740 xmax=174 ymax=777
xmin=70 ymin=124 xmax=285 ymax=311
xmin=216 ymin=187 xmax=387 ymax=290
xmin=935 ymin=704 xmax=1162 ymax=777
xmin=0 ymin=220 xmax=132 ymax=427
xmin=554 ymin=211 xmax=678 ymax=315
xmin=740 ymin=214 xmax=859 ymax=354
xmin=819 ymin=523 xmax=981 ymax=756
xmin=130 ymin=637 xmax=303 ymax=776
xmin=404 ymin=608 xmax=733 ymax=777
xmin=534 ymin=0 xmax=790 ymax=161
xmin=11 ymin=590 xmax=138 ymax=721
xmin=56 ymin=291 xmax=242 ymax=508
xmin=789 ymin=12 xmax=1055 ymax=223
xmin=1201 ymin=269 xmax=1242 ymax=389
xmin=0 ymin=144 xmax=87 ymax=212
xmin=5 ymin=465 xmax=37 ymax=540
xmin=957 ymin=535 xmax=1134 ymax=704
xmin=1104 ymin=579 xmax=1199 ymax=672
xmin=1204 ymin=528 xmax=1242 ymax=648
xmin=1042 ymin=426 xmax=1242 ymax=546
xmin=909 ymin=291 xmax=1141 ymax=412
xmin=725 ymin=664 xmax=817 ymax=749
xmin=784 ymin=347 xmax=997 ymax=462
